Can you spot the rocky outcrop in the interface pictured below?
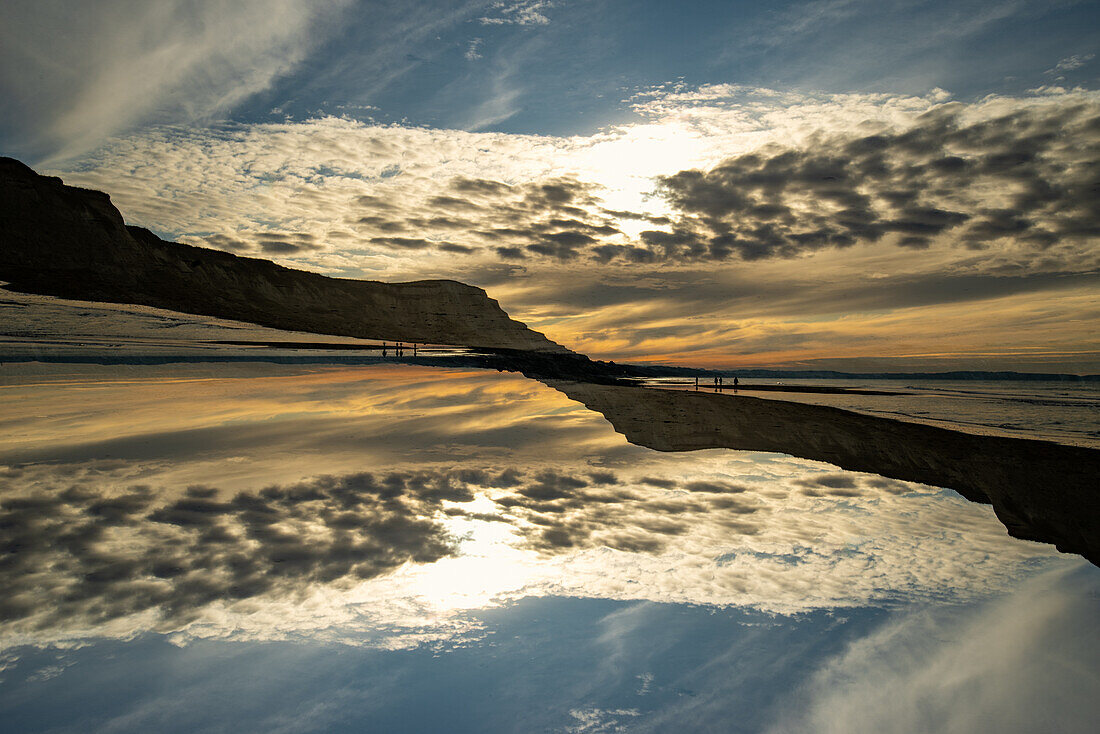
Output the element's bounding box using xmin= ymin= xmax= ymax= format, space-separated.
xmin=547 ymin=380 xmax=1100 ymax=566
xmin=0 ymin=157 xmax=568 ymax=354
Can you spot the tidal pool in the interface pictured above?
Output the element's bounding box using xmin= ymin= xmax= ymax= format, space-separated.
xmin=1 ymin=363 xmax=1097 ymax=733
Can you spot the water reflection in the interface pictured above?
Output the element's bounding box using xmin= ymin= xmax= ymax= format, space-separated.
xmin=549 ymin=379 xmax=1100 ymax=564
xmin=0 ymin=363 xmax=1076 ymax=652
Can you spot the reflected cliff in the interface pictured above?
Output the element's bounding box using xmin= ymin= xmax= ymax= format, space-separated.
xmin=547 ymin=380 xmax=1100 ymax=565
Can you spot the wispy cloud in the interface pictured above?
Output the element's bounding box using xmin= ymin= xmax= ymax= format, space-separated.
xmin=0 ymin=0 xmax=353 ymax=163
xmin=1047 ymin=52 xmax=1096 ymax=74
xmin=478 ymin=0 xmax=554 ymax=26
xmin=764 ymin=564 xmax=1100 ymax=734
xmin=465 ymin=37 xmax=485 ymax=61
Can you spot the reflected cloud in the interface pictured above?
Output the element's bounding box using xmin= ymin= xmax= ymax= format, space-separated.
xmin=0 ymin=471 xmax=467 ymax=637
xmin=764 ymin=564 xmax=1100 ymax=734
xmin=0 ymin=457 xmax=1063 ymax=649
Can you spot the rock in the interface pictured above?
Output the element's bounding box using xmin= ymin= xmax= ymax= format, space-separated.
xmin=0 ymin=157 xmax=568 ymax=354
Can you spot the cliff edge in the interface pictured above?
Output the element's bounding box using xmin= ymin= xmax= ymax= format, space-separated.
xmin=0 ymin=157 xmax=569 ymax=354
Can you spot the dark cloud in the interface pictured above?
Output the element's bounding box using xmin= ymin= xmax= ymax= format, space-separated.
xmin=600 ymin=208 xmax=672 ymax=225
xmin=516 ymin=470 xmax=590 ymax=501
xmin=7 ymin=465 xmax=737 ymax=633
xmin=426 ymin=195 xmax=480 ymax=210
xmin=526 ymin=231 xmax=596 ymax=260
xmin=640 ymin=102 xmax=1100 ymax=262
xmin=640 ymin=476 xmax=678 ymax=489
xmin=450 ymin=177 xmax=513 ymax=196
xmin=438 ymin=242 xmax=477 ymax=254
xmin=351 ymin=174 xmax=625 ymax=263
xmin=202 ymin=233 xmax=250 ymax=252
xmin=0 ymin=471 xmax=466 ymax=632
xmin=683 ymin=480 xmax=751 ymax=494
xmin=495 ymin=246 xmax=526 ymax=259
xmin=795 ymin=473 xmax=866 ymax=497
xmin=253 ymin=231 xmax=321 ymax=255
xmin=369 ymin=236 xmax=436 ymax=250
xmin=591 ymin=244 xmax=659 ymax=264
xmin=357 ymin=215 xmax=408 ymax=232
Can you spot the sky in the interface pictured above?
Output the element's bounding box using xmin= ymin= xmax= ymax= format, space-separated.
xmin=1 ymin=0 xmax=1098 ymax=370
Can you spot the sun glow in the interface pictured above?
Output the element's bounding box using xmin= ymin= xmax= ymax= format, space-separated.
xmin=400 ymin=504 xmax=544 ymax=611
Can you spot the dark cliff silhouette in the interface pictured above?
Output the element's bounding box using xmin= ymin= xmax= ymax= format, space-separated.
xmin=0 ymin=157 xmax=566 ymax=354
xmin=547 ymin=380 xmax=1100 ymax=566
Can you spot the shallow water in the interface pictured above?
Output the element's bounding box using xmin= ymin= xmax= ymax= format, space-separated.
xmin=1 ymin=362 xmax=1098 ymax=733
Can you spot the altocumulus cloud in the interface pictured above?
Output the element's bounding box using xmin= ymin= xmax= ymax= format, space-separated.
xmin=38 ymin=87 xmax=1100 ymax=369
xmin=0 ymin=471 xmax=467 ymax=638
xmin=649 ymin=101 xmax=1100 ymax=261
xmin=48 ymin=89 xmax=1100 ymax=274
xmin=0 ymin=457 xmax=1065 ymax=647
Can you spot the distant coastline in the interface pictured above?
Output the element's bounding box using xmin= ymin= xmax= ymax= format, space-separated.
xmin=621 ymin=365 xmax=1100 ymax=382
xmin=5 ymin=347 xmax=1098 ymax=383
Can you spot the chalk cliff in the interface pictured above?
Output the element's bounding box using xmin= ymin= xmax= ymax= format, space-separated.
xmin=0 ymin=157 xmax=568 ymax=354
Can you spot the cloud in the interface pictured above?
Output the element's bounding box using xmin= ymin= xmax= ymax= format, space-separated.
xmin=0 ymin=0 xmax=352 ymax=162
xmin=465 ymin=37 xmax=485 ymax=61
xmin=50 ymin=89 xmax=1100 ymax=273
xmin=649 ymin=101 xmax=1100 ymax=261
xmin=0 ymin=472 xmax=466 ymax=636
xmin=0 ymin=361 xmax=1077 ymax=651
xmin=1 ymin=456 xmax=1066 ymax=648
xmin=478 ymin=1 xmax=554 ymax=26
xmin=254 ymin=231 xmax=323 ymax=254
xmin=1047 ymin=53 xmax=1095 ymax=74
xmin=764 ymin=564 xmax=1100 ymax=734
xmin=37 ymin=87 xmax=1100 ymax=370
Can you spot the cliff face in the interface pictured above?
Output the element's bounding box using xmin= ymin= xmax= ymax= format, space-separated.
xmin=547 ymin=380 xmax=1100 ymax=566
xmin=0 ymin=157 xmax=568 ymax=353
